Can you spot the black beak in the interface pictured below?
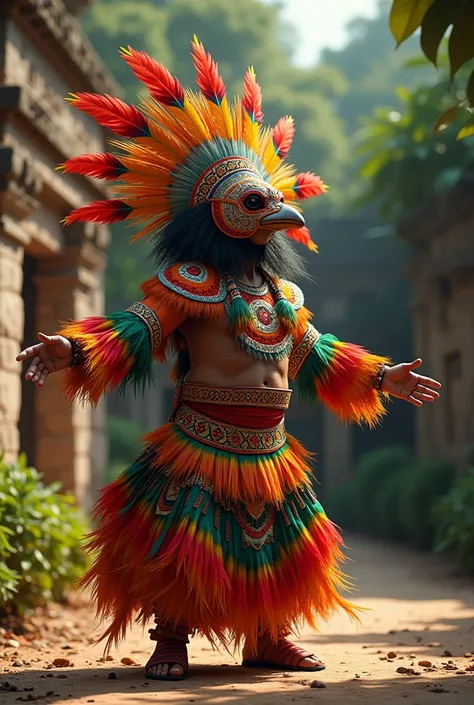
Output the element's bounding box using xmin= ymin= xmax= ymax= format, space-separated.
xmin=259 ymin=203 xmax=305 ymax=230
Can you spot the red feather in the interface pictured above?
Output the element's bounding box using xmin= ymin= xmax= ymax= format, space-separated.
xmin=58 ymin=154 xmax=126 ymax=181
xmin=121 ymin=47 xmax=185 ymax=108
xmin=191 ymin=38 xmax=226 ymax=105
xmin=62 ymin=200 xmax=133 ymax=226
xmin=67 ymin=93 xmax=149 ymax=137
xmin=286 ymin=226 xmax=318 ymax=253
xmin=272 ymin=116 xmax=295 ymax=158
xmin=243 ymin=68 xmax=263 ymax=123
xmin=293 ymin=172 xmax=327 ymax=200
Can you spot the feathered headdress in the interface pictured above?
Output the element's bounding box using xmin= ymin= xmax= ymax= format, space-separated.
xmin=58 ymin=37 xmax=327 ymax=255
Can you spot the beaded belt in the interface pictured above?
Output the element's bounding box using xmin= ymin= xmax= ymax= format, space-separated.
xmin=174 ymin=404 xmax=286 ymax=454
xmin=181 ymin=383 xmax=292 ymax=409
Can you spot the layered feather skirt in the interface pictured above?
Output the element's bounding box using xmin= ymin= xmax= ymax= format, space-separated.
xmin=81 ymin=385 xmax=358 ymax=651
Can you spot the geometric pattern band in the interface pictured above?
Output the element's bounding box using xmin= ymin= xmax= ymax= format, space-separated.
xmin=126 ymin=301 xmax=162 ymax=353
xmin=181 ymin=383 xmax=292 ymax=409
xmin=288 ymin=324 xmax=321 ymax=380
xmin=174 ymin=404 xmax=286 ymax=455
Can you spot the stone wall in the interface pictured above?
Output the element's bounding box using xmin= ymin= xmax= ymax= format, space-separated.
xmin=0 ymin=0 xmax=119 ymax=508
xmin=399 ymin=174 xmax=474 ymax=470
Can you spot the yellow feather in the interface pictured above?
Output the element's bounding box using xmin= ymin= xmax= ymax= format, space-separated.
xmin=220 ymin=96 xmax=234 ymax=140
xmin=231 ymin=97 xmax=243 ymax=141
xmin=184 ymin=91 xmax=211 ymax=141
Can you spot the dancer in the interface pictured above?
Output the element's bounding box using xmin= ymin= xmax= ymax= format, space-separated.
xmin=17 ymin=39 xmax=441 ymax=680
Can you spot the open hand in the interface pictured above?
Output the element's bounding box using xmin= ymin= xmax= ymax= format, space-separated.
xmin=381 ymin=358 xmax=441 ymax=407
xmin=16 ymin=333 xmax=72 ymax=388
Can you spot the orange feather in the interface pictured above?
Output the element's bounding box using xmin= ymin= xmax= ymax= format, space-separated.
xmin=58 ymin=153 xmax=126 ymax=181
xmin=66 ymin=93 xmax=149 ymax=137
xmin=120 ymin=46 xmax=185 ymax=108
xmin=293 ymin=172 xmax=327 ymax=200
xmin=242 ymin=67 xmax=263 ymax=123
xmin=191 ymin=37 xmax=226 ymax=105
xmin=62 ymin=200 xmax=133 ymax=226
xmin=286 ymin=226 xmax=318 ymax=253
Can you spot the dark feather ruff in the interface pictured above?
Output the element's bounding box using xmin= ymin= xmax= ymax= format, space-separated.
xmin=151 ymin=202 xmax=309 ymax=281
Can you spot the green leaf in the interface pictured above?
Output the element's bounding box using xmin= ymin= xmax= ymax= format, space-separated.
xmin=457 ymin=123 xmax=474 ymax=139
xmin=420 ymin=1 xmax=453 ymax=66
xmin=467 ymin=69 xmax=474 ymax=108
xmin=448 ymin=6 xmax=474 ymax=78
xmin=389 ymin=0 xmax=435 ymax=45
xmin=433 ymin=104 xmax=461 ymax=133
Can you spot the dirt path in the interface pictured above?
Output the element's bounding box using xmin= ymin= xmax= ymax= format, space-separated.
xmin=2 ymin=536 xmax=474 ymax=704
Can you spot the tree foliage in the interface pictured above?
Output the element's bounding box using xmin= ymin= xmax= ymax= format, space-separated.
xmin=389 ymin=0 xmax=474 ymax=138
xmin=355 ymin=74 xmax=474 ymax=221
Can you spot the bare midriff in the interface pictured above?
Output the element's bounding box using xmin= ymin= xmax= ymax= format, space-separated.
xmin=179 ymin=316 xmax=289 ymax=390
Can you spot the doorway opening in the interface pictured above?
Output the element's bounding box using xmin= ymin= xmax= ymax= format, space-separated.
xmin=19 ymin=254 xmax=38 ymax=466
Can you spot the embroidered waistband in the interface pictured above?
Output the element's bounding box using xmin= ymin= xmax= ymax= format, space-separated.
xmin=181 ymin=383 xmax=292 ymax=409
xmin=174 ymin=404 xmax=286 ymax=455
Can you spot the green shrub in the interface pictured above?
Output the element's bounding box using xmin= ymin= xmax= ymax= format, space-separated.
xmin=374 ymin=471 xmax=410 ymax=542
xmin=108 ymin=414 xmax=144 ymax=465
xmin=324 ymin=483 xmax=359 ymax=532
xmin=0 ymin=454 xmax=89 ymax=614
xmin=0 ymin=524 xmax=18 ymax=604
xmin=400 ymin=458 xmax=456 ymax=550
xmin=354 ymin=446 xmax=413 ymax=533
xmin=433 ymin=469 xmax=474 ymax=574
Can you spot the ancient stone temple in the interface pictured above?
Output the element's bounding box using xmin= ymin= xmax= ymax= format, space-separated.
xmin=399 ymin=171 xmax=474 ymax=471
xmin=0 ymin=0 xmax=119 ymax=508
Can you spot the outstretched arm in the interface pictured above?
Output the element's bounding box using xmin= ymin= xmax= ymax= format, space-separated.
xmin=17 ymin=283 xmax=186 ymax=405
xmin=288 ymin=320 xmax=440 ymax=427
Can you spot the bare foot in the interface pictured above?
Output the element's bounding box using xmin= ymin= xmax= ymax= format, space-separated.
xmin=145 ymin=636 xmax=188 ymax=680
xmin=242 ymin=633 xmax=325 ymax=671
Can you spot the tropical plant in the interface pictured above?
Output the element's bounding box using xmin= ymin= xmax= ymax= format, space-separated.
xmin=355 ymin=77 xmax=474 ymax=220
xmin=353 ymin=445 xmax=413 ymax=533
xmin=433 ymin=469 xmax=474 ymax=574
xmin=0 ymin=455 xmax=89 ymax=614
xmin=400 ymin=458 xmax=456 ymax=550
xmin=389 ymin=0 xmax=474 ymax=138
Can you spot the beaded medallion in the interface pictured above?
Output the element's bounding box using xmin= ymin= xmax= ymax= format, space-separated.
xmin=225 ymin=286 xmax=294 ymax=361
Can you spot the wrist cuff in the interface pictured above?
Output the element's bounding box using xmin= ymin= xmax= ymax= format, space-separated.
xmin=67 ymin=338 xmax=84 ymax=367
xmin=374 ymin=364 xmax=389 ymax=390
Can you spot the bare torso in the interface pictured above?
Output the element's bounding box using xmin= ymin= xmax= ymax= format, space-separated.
xmin=180 ymin=316 xmax=289 ymax=389
xmin=180 ymin=268 xmax=289 ymax=390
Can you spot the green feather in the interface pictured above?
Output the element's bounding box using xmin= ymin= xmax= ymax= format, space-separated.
xmin=275 ymin=297 xmax=297 ymax=326
xmin=109 ymin=311 xmax=154 ymax=397
xmin=295 ymin=333 xmax=340 ymax=404
xmin=228 ymin=296 xmax=252 ymax=332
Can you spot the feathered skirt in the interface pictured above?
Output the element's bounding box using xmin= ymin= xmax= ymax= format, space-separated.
xmin=81 ymin=384 xmax=357 ymax=651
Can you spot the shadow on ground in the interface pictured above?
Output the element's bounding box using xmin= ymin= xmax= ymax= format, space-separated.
xmin=2 ymin=665 xmax=474 ymax=704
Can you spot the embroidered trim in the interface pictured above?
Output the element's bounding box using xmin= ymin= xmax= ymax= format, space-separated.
xmin=288 ymin=324 xmax=321 ymax=380
xmin=158 ymin=263 xmax=227 ymax=303
xmin=279 ymin=279 xmax=305 ymax=310
xmin=174 ymin=404 xmax=286 ymax=455
xmin=190 ymin=157 xmax=261 ymax=205
xmin=126 ymin=302 xmax=162 ymax=353
xmin=181 ymin=384 xmax=292 ymax=409
xmin=234 ymin=502 xmax=275 ymax=551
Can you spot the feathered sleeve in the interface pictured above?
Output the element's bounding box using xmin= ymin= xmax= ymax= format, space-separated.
xmin=58 ymin=276 xmax=190 ymax=405
xmin=289 ymin=312 xmax=391 ymax=428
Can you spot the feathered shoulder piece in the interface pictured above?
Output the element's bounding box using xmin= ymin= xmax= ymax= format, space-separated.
xmin=278 ymin=280 xmax=304 ymax=311
xmin=157 ymin=262 xmax=227 ymax=303
xmin=58 ymin=37 xmax=327 ymax=258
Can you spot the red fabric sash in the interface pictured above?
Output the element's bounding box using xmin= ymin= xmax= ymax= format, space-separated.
xmin=186 ymin=402 xmax=284 ymax=429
